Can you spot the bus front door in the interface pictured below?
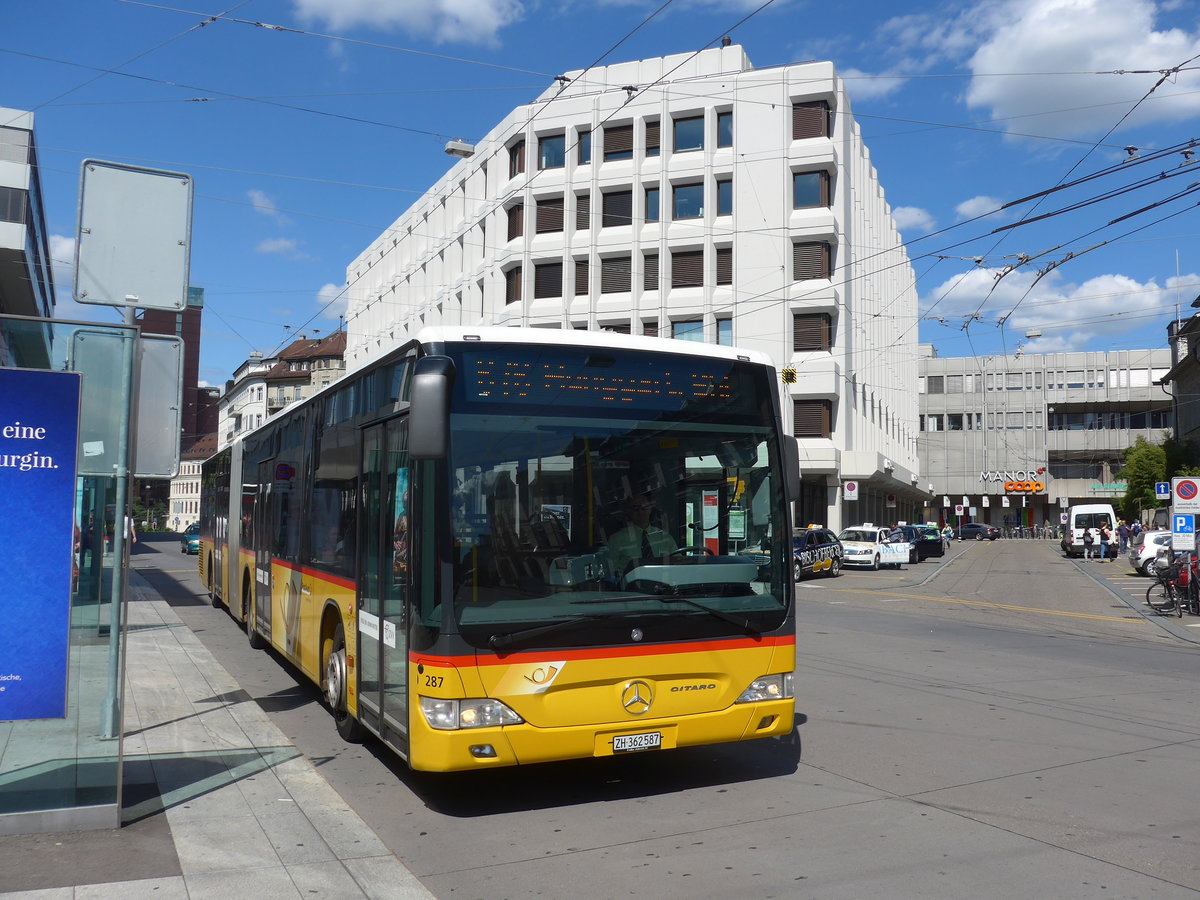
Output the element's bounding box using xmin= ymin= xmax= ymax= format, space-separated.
xmin=359 ymin=419 xmax=411 ymax=750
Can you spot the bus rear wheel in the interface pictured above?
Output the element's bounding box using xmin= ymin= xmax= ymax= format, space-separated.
xmin=243 ymin=582 xmax=267 ymax=650
xmin=323 ymin=623 xmax=365 ymax=742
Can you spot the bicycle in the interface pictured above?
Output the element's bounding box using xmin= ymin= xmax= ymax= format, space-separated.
xmin=1145 ymin=560 xmax=1184 ymax=617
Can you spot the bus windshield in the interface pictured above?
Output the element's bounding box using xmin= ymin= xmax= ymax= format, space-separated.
xmin=443 ymin=344 xmax=789 ymax=649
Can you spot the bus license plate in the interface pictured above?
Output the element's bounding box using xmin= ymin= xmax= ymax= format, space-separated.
xmin=613 ymin=732 xmax=661 ymax=753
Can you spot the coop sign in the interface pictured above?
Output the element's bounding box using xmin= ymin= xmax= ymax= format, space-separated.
xmin=980 ymin=470 xmax=1045 ymax=494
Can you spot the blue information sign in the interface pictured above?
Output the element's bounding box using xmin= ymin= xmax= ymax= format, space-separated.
xmin=0 ymin=369 xmax=81 ymax=721
xmin=1156 ymin=481 xmax=1171 ymax=499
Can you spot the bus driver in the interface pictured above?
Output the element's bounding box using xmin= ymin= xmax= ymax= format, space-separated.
xmin=607 ymin=493 xmax=678 ymax=576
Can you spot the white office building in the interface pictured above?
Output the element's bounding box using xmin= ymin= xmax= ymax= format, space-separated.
xmin=343 ymin=45 xmax=923 ymax=530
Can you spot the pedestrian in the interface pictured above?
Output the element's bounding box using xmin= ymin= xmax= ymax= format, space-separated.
xmin=1098 ymin=523 xmax=1110 ymax=562
xmin=1131 ymin=521 xmax=1142 ymax=537
xmin=942 ymin=523 xmax=953 ymax=549
xmin=1082 ymin=527 xmax=1095 ymax=561
xmin=1117 ymin=519 xmax=1130 ymax=555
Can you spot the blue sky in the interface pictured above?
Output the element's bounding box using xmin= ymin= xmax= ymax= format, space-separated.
xmin=5 ymin=0 xmax=1200 ymax=385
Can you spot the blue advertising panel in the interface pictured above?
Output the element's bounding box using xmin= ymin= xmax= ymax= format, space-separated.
xmin=0 ymin=369 xmax=81 ymax=721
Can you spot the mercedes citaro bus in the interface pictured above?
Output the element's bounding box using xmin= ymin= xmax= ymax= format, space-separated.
xmin=200 ymin=327 xmax=800 ymax=772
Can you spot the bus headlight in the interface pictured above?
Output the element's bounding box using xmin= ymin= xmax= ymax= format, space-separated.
xmin=420 ymin=696 xmax=523 ymax=730
xmin=735 ymin=673 xmax=794 ymax=704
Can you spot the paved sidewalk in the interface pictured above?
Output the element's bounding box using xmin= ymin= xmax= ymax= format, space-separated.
xmin=0 ymin=573 xmax=434 ymax=899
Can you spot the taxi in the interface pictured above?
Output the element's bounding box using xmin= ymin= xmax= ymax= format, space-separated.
xmin=836 ymin=524 xmax=910 ymax=570
xmin=792 ymin=525 xmax=844 ymax=580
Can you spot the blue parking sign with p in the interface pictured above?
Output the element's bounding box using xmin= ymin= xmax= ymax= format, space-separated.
xmin=1175 ymin=514 xmax=1194 ymax=534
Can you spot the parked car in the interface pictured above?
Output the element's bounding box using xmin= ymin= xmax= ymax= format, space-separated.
xmin=180 ymin=522 xmax=200 ymax=554
xmin=1128 ymin=529 xmax=1172 ymax=575
xmin=956 ymin=522 xmax=1000 ymax=541
xmin=792 ymin=526 xmax=844 ymax=579
xmin=837 ymin=525 xmax=909 ymax=569
xmin=899 ymin=524 xmax=945 ymax=561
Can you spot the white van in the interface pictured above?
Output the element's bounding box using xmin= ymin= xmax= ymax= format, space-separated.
xmin=1061 ymin=503 xmax=1117 ymax=558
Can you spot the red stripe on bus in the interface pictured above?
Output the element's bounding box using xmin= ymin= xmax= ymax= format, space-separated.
xmin=412 ymin=635 xmax=795 ymax=668
xmin=266 ymin=557 xmax=358 ymax=592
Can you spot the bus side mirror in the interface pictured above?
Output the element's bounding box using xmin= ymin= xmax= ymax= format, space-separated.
xmin=782 ymin=435 xmax=801 ymax=504
xmin=409 ymin=355 xmax=454 ymax=460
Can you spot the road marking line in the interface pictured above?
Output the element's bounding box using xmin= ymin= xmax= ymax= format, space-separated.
xmin=821 ymin=589 xmax=1147 ymax=624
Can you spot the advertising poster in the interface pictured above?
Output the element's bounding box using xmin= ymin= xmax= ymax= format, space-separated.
xmin=0 ymin=369 xmax=81 ymax=721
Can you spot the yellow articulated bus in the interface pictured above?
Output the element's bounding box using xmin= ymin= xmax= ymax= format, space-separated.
xmin=199 ymin=326 xmax=800 ymax=772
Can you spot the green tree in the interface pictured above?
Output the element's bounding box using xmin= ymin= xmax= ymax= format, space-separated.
xmin=1120 ymin=436 xmax=1166 ymax=521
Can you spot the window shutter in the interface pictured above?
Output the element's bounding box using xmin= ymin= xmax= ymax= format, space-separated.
xmin=575 ymin=193 xmax=590 ymax=230
xmin=716 ymin=248 xmax=732 ymax=285
xmin=509 ymin=139 xmax=526 ymax=176
xmin=574 ymin=259 xmax=589 ymax=296
xmin=793 ymin=242 xmax=831 ymax=280
xmin=642 ymin=321 xmax=659 ymax=338
xmin=536 ymin=197 xmax=563 ymax=233
xmin=505 ymin=267 xmax=522 ymax=305
xmin=792 ymin=101 xmax=830 ymax=140
xmin=645 ymin=120 xmax=660 ymax=154
xmin=643 ymin=253 xmax=659 ymax=292
xmin=602 ymin=191 xmax=632 ymax=227
xmin=671 ymin=250 xmax=704 ymax=288
xmin=606 ymin=323 xmax=631 ymax=334
xmin=507 ymin=204 xmax=524 ymax=241
xmin=792 ymin=313 xmax=831 ymax=351
xmin=600 ymin=257 xmax=631 ymax=294
xmin=605 ymin=124 xmax=633 ymax=157
xmin=534 ymin=262 xmax=563 ymax=299
xmin=793 ymin=399 xmax=831 ymax=438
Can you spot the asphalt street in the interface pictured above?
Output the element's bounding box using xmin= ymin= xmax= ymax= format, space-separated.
xmin=132 ymin=534 xmax=1200 ymax=898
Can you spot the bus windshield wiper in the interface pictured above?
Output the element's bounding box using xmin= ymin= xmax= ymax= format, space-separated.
xmin=488 ymin=614 xmax=617 ymax=650
xmin=576 ymin=594 xmax=761 ymax=635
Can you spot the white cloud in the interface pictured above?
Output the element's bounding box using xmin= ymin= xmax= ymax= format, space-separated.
xmin=49 ymin=234 xmax=75 ymax=296
xmin=955 ymin=195 xmax=1005 ymax=220
xmin=317 ymin=282 xmax=348 ymax=321
xmin=892 ymin=206 xmax=937 ymax=234
xmin=257 ymin=237 xmax=300 ymax=256
xmin=922 ymin=264 xmax=1188 ymax=350
xmin=965 ymin=0 xmax=1200 ymax=138
xmin=840 ymin=68 xmax=908 ymax=103
xmin=293 ymin=0 xmax=525 ymax=45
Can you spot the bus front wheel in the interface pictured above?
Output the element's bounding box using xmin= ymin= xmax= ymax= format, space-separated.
xmin=323 ymin=623 xmax=365 ymax=742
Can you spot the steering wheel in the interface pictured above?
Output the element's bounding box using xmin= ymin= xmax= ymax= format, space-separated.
xmin=672 ymin=545 xmax=715 ymax=557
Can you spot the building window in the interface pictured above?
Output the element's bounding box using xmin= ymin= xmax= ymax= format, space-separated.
xmin=671 ymin=250 xmax=704 ymax=288
xmin=793 ymin=400 xmax=832 ymax=438
xmin=535 ymin=197 xmax=564 ymax=233
xmin=673 ymin=183 xmax=704 ymax=219
xmin=642 ymin=321 xmax=659 ymax=338
xmin=604 ymin=124 xmax=633 ymax=161
xmin=793 ymin=171 xmax=830 ymax=209
xmin=643 ymin=253 xmax=659 ymax=292
xmin=0 ymin=126 xmax=31 ymax=165
xmin=793 ymin=242 xmax=832 ymax=280
xmin=574 ymin=259 xmax=589 ymax=296
xmin=506 ymin=204 xmax=523 ymax=241
xmin=0 ymin=186 xmax=27 ymax=224
xmin=533 ymin=262 xmax=563 ymax=299
xmin=716 ymin=178 xmax=732 ymax=215
xmin=945 ymin=374 xmax=963 ymax=393
xmin=645 ymin=120 xmax=660 ymax=157
xmin=578 ymin=129 xmax=591 ymax=164
xmin=645 ymin=186 xmax=660 ymax=222
xmin=716 ymin=247 xmax=732 ymax=285
xmin=538 ymin=134 xmax=565 ymax=169
xmin=1066 ymin=370 xmax=1084 ymax=388
xmin=926 ymin=375 xmax=944 ymax=394
xmin=717 ymin=111 xmax=732 ymax=148
xmin=793 ymin=313 xmax=831 ymax=352
xmin=717 ymin=318 xmax=732 ymax=346
xmin=792 ymin=100 xmax=831 ymax=140
xmin=602 ymin=190 xmax=632 ymax=227
xmin=673 ymin=319 xmax=704 ymax=342
xmin=504 ymin=267 xmax=522 ymax=305
xmin=600 ymin=256 xmax=631 ymax=294
xmin=575 ymin=193 xmax=590 ymax=230
xmin=947 ymin=413 xmax=964 ymax=431
xmin=673 ymin=115 xmax=704 ymax=152
xmin=508 ymin=139 xmax=525 ymax=177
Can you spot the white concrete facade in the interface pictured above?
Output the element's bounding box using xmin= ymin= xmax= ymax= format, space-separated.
xmin=168 ymin=458 xmax=203 ymax=531
xmin=342 ymin=46 xmax=921 ymax=530
xmin=918 ymin=348 xmax=1173 ymax=528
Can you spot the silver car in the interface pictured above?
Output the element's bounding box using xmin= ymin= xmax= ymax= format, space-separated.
xmin=1128 ymin=530 xmax=1172 ymax=576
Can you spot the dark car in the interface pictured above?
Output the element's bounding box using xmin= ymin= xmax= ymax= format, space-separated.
xmin=899 ymin=525 xmax=945 ymax=562
xmin=956 ymin=522 xmax=1000 ymax=541
xmin=180 ymin=522 xmax=200 ymax=554
xmin=792 ymin=527 xmax=845 ymax=579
